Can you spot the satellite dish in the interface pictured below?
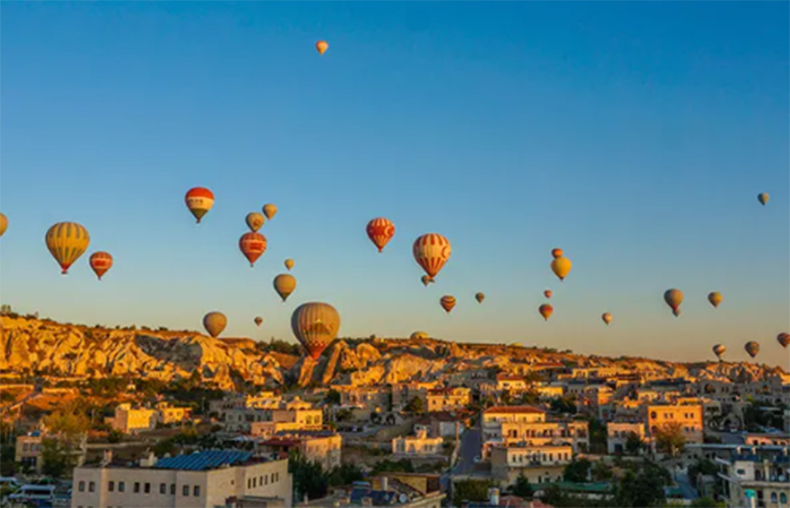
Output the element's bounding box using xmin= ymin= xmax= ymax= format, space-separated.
xmin=399 ymin=494 xmax=407 ymax=503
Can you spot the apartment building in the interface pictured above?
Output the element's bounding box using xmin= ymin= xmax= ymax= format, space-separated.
xmin=646 ymin=404 xmax=704 ymax=449
xmin=496 ymin=375 xmax=529 ymax=393
xmin=607 ymin=422 xmax=647 ymax=455
xmin=490 ymin=443 xmax=573 ymax=485
xmin=71 ymin=450 xmax=292 ymax=508
xmin=426 ymin=387 xmax=471 ymax=413
xmin=112 ymin=403 xmax=158 ymax=434
xmin=258 ymin=431 xmax=342 ymax=471
xmin=392 ymin=429 xmax=444 ymax=457
xmin=482 ymin=406 xmax=589 ymax=457
xmin=717 ymin=447 xmax=790 ymax=508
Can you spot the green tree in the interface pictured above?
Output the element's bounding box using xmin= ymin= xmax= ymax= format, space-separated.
xmin=550 ymin=396 xmax=577 ymax=415
xmin=289 ymin=451 xmax=329 ymax=502
xmin=453 ymin=479 xmax=497 ymax=506
xmin=512 ymin=473 xmax=533 ymax=499
xmin=404 ymin=396 xmax=424 ymax=414
xmin=372 ymin=459 xmax=414 ymax=474
xmin=614 ymin=463 xmax=670 ymax=508
xmin=625 ymin=432 xmax=644 ymax=456
xmin=107 ymin=429 xmax=123 ymax=444
xmin=41 ymin=406 xmax=90 ymax=478
xmin=654 ymin=421 xmax=686 ymax=457
xmin=324 ymin=389 xmax=341 ymax=406
xmin=688 ymin=459 xmax=718 ymax=488
xmin=591 ymin=461 xmax=614 ymax=482
xmin=563 ymin=458 xmax=592 ymax=482
xmin=327 ymin=463 xmax=364 ymax=487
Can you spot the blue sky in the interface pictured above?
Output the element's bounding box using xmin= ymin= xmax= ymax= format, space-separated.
xmin=1 ymin=2 xmax=788 ymax=366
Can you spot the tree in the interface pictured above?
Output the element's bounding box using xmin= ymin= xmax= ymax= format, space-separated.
xmin=654 ymin=421 xmax=686 ymax=457
xmin=404 ymin=396 xmax=424 ymax=414
xmin=625 ymin=432 xmax=644 ymax=456
xmin=372 ymin=459 xmax=414 ymax=475
xmin=563 ymin=458 xmax=592 ymax=482
xmin=107 ymin=429 xmax=123 ymax=444
xmin=688 ymin=459 xmax=718 ymax=488
xmin=512 ymin=473 xmax=533 ymax=499
xmin=691 ymin=496 xmax=723 ymax=508
xmin=41 ymin=406 xmax=90 ymax=478
xmin=550 ymin=395 xmax=577 ymax=415
xmin=591 ymin=461 xmax=614 ymax=482
xmin=614 ymin=462 xmax=670 ymax=508
xmin=328 ymin=463 xmax=364 ymax=487
xmin=289 ymin=451 xmax=329 ymax=502
xmin=453 ymin=479 xmax=497 ymax=506
xmin=324 ymin=389 xmax=341 ymax=406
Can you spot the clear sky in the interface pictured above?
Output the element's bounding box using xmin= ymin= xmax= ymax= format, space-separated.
xmin=1 ymin=2 xmax=788 ymax=366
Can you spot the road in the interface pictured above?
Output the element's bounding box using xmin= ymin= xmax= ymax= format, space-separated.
xmin=450 ymin=427 xmax=482 ymax=476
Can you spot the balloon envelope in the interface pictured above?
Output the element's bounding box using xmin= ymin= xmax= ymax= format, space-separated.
xmin=758 ymin=193 xmax=769 ymax=206
xmin=89 ymin=252 xmax=113 ymax=280
xmin=285 ymin=259 xmax=295 ymax=271
xmin=544 ymin=290 xmax=552 ymax=299
xmin=246 ymin=212 xmax=265 ymax=232
xmin=291 ymin=302 xmax=340 ymax=360
xmin=254 ymin=316 xmax=263 ymax=327
xmin=366 ymin=218 xmax=395 ymax=253
xmin=239 ymin=232 xmax=267 ymax=267
xmin=0 ymin=213 xmax=7 ymax=238
xmin=602 ymin=313 xmax=613 ymax=325
xmin=744 ymin=341 xmax=760 ymax=358
xmin=539 ymin=304 xmax=553 ymax=321
xmin=777 ymin=333 xmax=789 ymax=348
xmin=440 ymin=296 xmax=456 ymax=313
xmin=185 ymin=187 xmax=214 ymax=223
xmin=664 ymin=289 xmax=684 ymax=317
xmin=262 ymin=204 xmax=278 ymax=220
xmin=410 ymin=331 xmax=429 ymax=340
xmin=475 ymin=292 xmax=485 ymax=303
xmin=274 ymin=274 xmax=297 ymax=302
xmin=708 ymin=292 xmax=723 ymax=308
xmin=421 ymin=275 xmax=431 ymax=287
xmin=316 ymin=41 xmax=329 ymax=55
xmin=46 ymin=222 xmax=90 ymax=275
xmin=413 ymin=233 xmax=452 ymax=281
xmin=713 ymin=344 xmax=726 ymax=359
xmin=551 ymin=257 xmax=572 ymax=281
xmin=203 ymin=312 xmax=227 ymax=338
xmin=551 ymin=248 xmax=563 ymax=259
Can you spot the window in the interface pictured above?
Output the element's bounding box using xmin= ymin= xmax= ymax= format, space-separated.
xmin=170 ymin=484 xmax=176 ymax=495
xmin=193 ymin=486 xmax=200 ymax=496
xmin=780 ymin=493 xmax=787 ymax=504
xmin=183 ymin=485 xmax=190 ymax=496
xmin=119 ymin=482 xmax=125 ymax=492
xmin=771 ymin=493 xmax=778 ymax=504
xmin=89 ymin=481 xmax=95 ymax=492
xmin=144 ymin=483 xmax=150 ymax=494
xmin=253 ymin=477 xmax=257 ymax=488
xmin=248 ymin=479 xmax=252 ymax=489
xmin=109 ymin=481 xmax=115 ymax=492
xmin=160 ymin=484 xmax=166 ymax=494
xmin=79 ymin=481 xmax=85 ymax=492
xmin=265 ymin=475 xmax=269 ymax=485
xmin=134 ymin=482 xmax=140 ymax=493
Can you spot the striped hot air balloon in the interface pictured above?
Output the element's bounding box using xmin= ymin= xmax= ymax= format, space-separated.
xmin=366 ymin=218 xmax=395 ymax=253
xmin=777 ymin=333 xmax=789 ymax=348
xmin=440 ymin=295 xmax=456 ymax=313
xmin=712 ymin=344 xmax=726 ymax=360
xmin=745 ymin=341 xmax=760 ymax=359
xmin=89 ymin=252 xmax=113 ymax=281
xmin=291 ymin=302 xmax=340 ymax=360
xmin=239 ymin=232 xmax=267 ymax=267
xmin=185 ymin=187 xmax=214 ymax=223
xmin=413 ymin=233 xmax=451 ymax=282
xmin=45 ymin=222 xmax=90 ymax=275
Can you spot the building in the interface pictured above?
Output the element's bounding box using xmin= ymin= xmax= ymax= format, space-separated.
xmin=646 ymin=404 xmax=704 ymax=451
xmin=156 ymin=402 xmax=192 ymax=425
xmin=414 ymin=413 xmax=466 ymax=438
xmin=112 ymin=403 xmax=158 ymax=434
xmin=482 ymin=406 xmax=589 ymax=457
xmin=15 ymin=432 xmax=43 ymax=471
xmin=496 ymin=375 xmax=529 ymax=394
xmin=717 ymin=446 xmax=790 ymax=508
xmin=745 ymin=434 xmax=790 ymax=447
xmin=392 ymin=429 xmax=444 ymax=457
xmin=70 ymin=449 xmax=292 ymax=508
xmin=425 ymin=387 xmax=471 ymax=413
xmin=607 ymin=422 xmax=647 ymax=455
xmin=490 ymin=443 xmax=573 ymax=485
xmin=257 ymin=431 xmax=342 ymax=471
xmin=300 ymin=476 xmax=445 ymax=507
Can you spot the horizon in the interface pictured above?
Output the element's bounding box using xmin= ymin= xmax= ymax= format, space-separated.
xmin=1 ymin=2 xmax=788 ymax=368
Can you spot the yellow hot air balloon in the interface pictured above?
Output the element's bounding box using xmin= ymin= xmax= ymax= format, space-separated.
xmin=285 ymin=259 xmax=295 ymax=271
xmin=539 ymin=304 xmax=553 ymax=321
xmin=246 ymin=212 xmax=265 ymax=232
xmin=291 ymin=302 xmax=340 ymax=360
xmin=45 ymin=222 xmax=90 ymax=275
xmin=664 ymin=289 xmax=684 ymax=317
xmin=203 ymin=311 xmax=227 ymax=338
xmin=410 ymin=331 xmax=429 ymax=340
xmin=551 ymin=256 xmax=572 ymax=282
xmin=263 ymin=204 xmax=278 ymax=220
xmin=274 ymin=273 xmax=296 ymax=302
xmin=602 ymin=313 xmax=613 ymax=325
xmin=758 ymin=193 xmax=769 ymax=206
xmin=475 ymin=292 xmax=485 ymax=303
xmin=0 ymin=213 xmax=7 ymax=238
xmin=316 ymin=41 xmax=329 ymax=55
xmin=712 ymin=344 xmax=726 ymax=360
xmin=708 ymin=292 xmax=723 ymax=308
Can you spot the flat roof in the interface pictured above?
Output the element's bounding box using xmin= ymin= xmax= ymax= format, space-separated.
xmin=155 ymin=450 xmax=253 ymax=471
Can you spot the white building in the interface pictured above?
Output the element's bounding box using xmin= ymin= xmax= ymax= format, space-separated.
xmin=71 ymin=450 xmax=292 ymax=508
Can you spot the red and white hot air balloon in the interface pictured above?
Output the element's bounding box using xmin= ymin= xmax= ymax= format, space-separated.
xmin=413 ymin=233 xmax=451 ymax=282
xmin=366 ymin=218 xmax=395 ymax=253
xmin=89 ymin=251 xmax=113 ymax=281
xmin=239 ymin=232 xmax=267 ymax=267
xmin=185 ymin=187 xmax=214 ymax=223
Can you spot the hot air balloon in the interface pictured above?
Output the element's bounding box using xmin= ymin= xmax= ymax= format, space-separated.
xmin=744 ymin=341 xmax=760 ymax=359
xmin=89 ymin=252 xmax=113 ymax=281
xmin=263 ymin=204 xmax=278 ymax=220
xmin=539 ymin=304 xmax=553 ymax=321
xmin=203 ymin=311 xmax=227 ymax=338
xmin=274 ymin=274 xmax=296 ymax=302
xmin=254 ymin=316 xmax=263 ymax=327
xmin=316 ymin=41 xmax=329 ymax=55
xmin=602 ymin=313 xmax=613 ymax=325
xmin=285 ymin=259 xmax=295 ymax=271
xmin=0 ymin=213 xmax=7 ymax=238
xmin=544 ymin=290 xmax=552 ymax=299
xmin=708 ymin=292 xmax=723 ymax=308
xmin=413 ymin=233 xmax=452 ymax=282
xmin=45 ymin=222 xmax=90 ymax=275
xmin=758 ymin=193 xmax=769 ymax=206
xmin=185 ymin=187 xmax=214 ymax=223
xmin=291 ymin=302 xmax=340 ymax=360
xmin=366 ymin=218 xmax=395 ymax=253
xmin=777 ymin=333 xmax=789 ymax=348
xmin=551 ymin=248 xmax=563 ymax=259
xmin=551 ymin=256 xmax=572 ymax=282
xmin=239 ymin=232 xmax=267 ymax=267
xmin=246 ymin=212 xmax=265 ymax=232
xmin=475 ymin=292 xmax=485 ymax=303
xmin=664 ymin=289 xmax=684 ymax=317
xmin=421 ymin=275 xmax=431 ymax=287
xmin=440 ymin=296 xmax=456 ymax=313
xmin=712 ymin=344 xmax=726 ymax=360
xmin=410 ymin=332 xmax=429 ymax=340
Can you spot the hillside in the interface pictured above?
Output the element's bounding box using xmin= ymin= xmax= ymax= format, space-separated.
xmin=0 ymin=314 xmax=784 ymax=391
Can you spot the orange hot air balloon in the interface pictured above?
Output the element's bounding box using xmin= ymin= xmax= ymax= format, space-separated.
xmin=551 ymin=248 xmax=564 ymax=259
xmin=246 ymin=212 xmax=265 ymax=232
xmin=544 ymin=290 xmax=552 ymax=299
xmin=551 ymin=256 xmax=572 ymax=282
xmin=291 ymin=302 xmax=340 ymax=360
xmin=421 ymin=275 xmax=431 ymax=287
xmin=316 ymin=41 xmax=329 ymax=55
xmin=712 ymin=344 xmax=726 ymax=360
xmin=262 ymin=203 xmax=278 ymax=220
xmin=475 ymin=292 xmax=485 ymax=303
xmin=89 ymin=252 xmax=113 ymax=281
xmin=664 ymin=289 xmax=684 ymax=317
xmin=285 ymin=259 xmax=295 ymax=271
xmin=185 ymin=187 xmax=214 ymax=223
xmin=602 ymin=313 xmax=613 ymax=325
xmin=46 ymin=222 xmax=90 ymax=275
xmin=203 ymin=311 xmax=227 ymax=338
xmin=239 ymin=232 xmax=267 ymax=267
xmin=708 ymin=292 xmax=723 ymax=308
xmin=366 ymin=218 xmax=395 ymax=253
xmin=0 ymin=213 xmax=7 ymax=238
xmin=413 ymin=233 xmax=452 ymax=282
xmin=744 ymin=341 xmax=759 ymax=359
xmin=777 ymin=333 xmax=789 ymax=348
xmin=539 ymin=304 xmax=553 ymax=321
xmin=254 ymin=316 xmax=263 ymax=327
xmin=274 ymin=274 xmax=297 ymax=302
xmin=440 ymin=295 xmax=456 ymax=313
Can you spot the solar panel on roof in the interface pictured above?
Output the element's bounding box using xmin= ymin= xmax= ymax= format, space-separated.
xmin=155 ymin=450 xmax=253 ymax=471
